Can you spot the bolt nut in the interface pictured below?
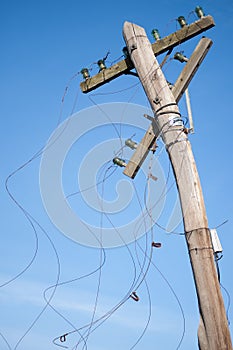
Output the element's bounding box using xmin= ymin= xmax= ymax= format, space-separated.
xmin=153 ymin=97 xmax=161 ymax=104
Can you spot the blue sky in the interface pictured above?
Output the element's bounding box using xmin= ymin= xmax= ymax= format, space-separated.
xmin=1 ymin=0 xmax=233 ymax=349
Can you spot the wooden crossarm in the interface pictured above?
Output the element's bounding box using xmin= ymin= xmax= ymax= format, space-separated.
xmin=80 ymin=16 xmax=215 ymax=93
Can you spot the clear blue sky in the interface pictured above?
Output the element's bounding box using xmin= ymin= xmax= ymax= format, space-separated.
xmin=1 ymin=1 xmax=233 ymax=349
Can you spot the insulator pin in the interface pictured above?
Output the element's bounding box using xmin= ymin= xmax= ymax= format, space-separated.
xmin=81 ymin=68 xmax=90 ymax=80
xmin=151 ymin=29 xmax=161 ymax=41
xmin=174 ymin=52 xmax=189 ymax=63
xmin=97 ymin=59 xmax=107 ymax=71
xmin=195 ymin=6 xmax=205 ymax=18
xmin=177 ymin=16 xmax=187 ymax=28
xmin=125 ymin=138 xmax=137 ymax=150
xmin=113 ymin=157 xmax=127 ymax=167
xmin=122 ymin=46 xmax=129 ymax=58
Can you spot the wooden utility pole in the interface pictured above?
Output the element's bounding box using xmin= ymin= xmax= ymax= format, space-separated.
xmin=123 ymin=21 xmax=232 ymax=350
xmin=80 ymin=13 xmax=232 ymax=349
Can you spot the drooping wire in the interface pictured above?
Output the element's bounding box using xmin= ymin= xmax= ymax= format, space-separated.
xmin=87 ymin=95 xmax=123 ymax=140
xmin=77 ymin=45 xmax=187 ymax=348
xmin=49 ymin=239 xmax=108 ymax=348
xmin=131 ymin=224 xmax=186 ymax=350
xmin=56 ymin=81 xmax=180 ymax=350
xmin=2 ymin=70 xmax=83 ymax=348
xmin=0 ymin=332 xmax=11 ymax=350
xmin=13 ymin=214 xmax=61 ymax=350
xmin=2 ymin=26 xmax=194 ymax=348
xmin=2 ymin=151 xmax=44 ymax=290
xmin=142 ymin=130 xmax=187 ymax=236
xmin=2 ymin=69 xmax=82 ymax=290
xmin=213 ymin=250 xmax=231 ymax=326
xmin=72 ymin=14 xmax=215 ymax=349
xmin=48 ymin=206 xmax=115 ymax=348
xmin=52 ymin=76 xmax=151 ymax=348
xmin=70 ymin=158 xmax=157 ymax=348
xmin=110 ymin=118 xmax=186 ymax=349
xmin=77 ymin=164 xmax=119 ymax=349
xmin=131 ymin=145 xmax=185 ymax=349
xmin=49 ymin=257 xmax=108 ymax=349
xmin=131 ymin=177 xmax=154 ymax=291
xmin=151 ymin=259 xmax=186 ymax=350
xmin=221 ymin=282 xmax=231 ymax=326
xmin=78 ymin=163 xmax=109 ymax=349
xmin=66 ymin=166 xmax=117 ymax=199
xmin=90 ymin=152 xmax=156 ymax=349
xmin=57 ymin=30 xmax=193 ymax=348
xmin=132 ymin=160 xmax=186 ymax=349
xmin=129 ymin=177 xmax=154 ymax=349
xmin=52 ymin=162 xmax=137 ymax=348
xmin=130 ymin=278 xmax=152 ymax=350
xmin=58 ymin=71 xmax=82 ymax=125
xmin=133 ymin=176 xmax=186 ymax=350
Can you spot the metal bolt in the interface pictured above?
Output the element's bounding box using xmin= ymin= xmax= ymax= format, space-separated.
xmin=153 ymin=97 xmax=161 ymax=104
xmin=130 ymin=44 xmax=137 ymax=52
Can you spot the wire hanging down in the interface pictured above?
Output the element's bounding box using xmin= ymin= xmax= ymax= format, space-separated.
xmin=5 ymin=7 xmax=231 ymax=350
